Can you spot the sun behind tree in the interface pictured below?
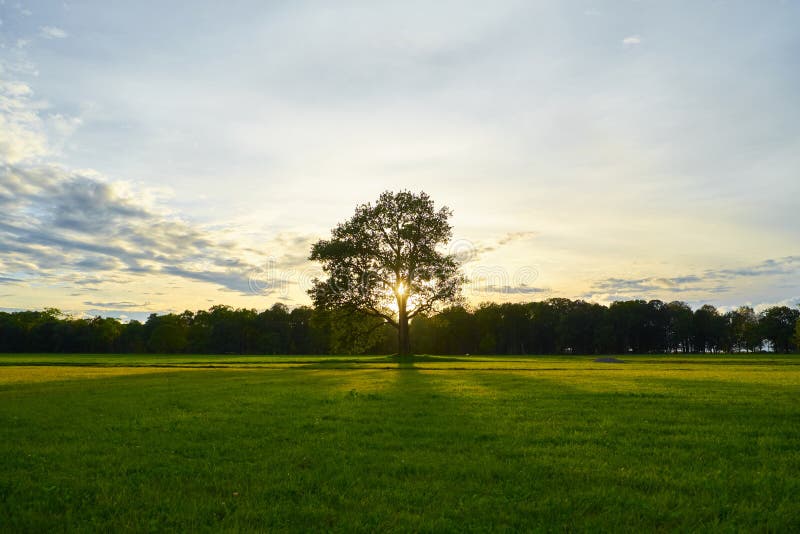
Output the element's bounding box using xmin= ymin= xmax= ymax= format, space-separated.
xmin=308 ymin=190 xmax=467 ymax=356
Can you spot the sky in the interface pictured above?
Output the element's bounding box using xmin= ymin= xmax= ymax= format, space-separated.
xmin=1 ymin=0 xmax=799 ymax=321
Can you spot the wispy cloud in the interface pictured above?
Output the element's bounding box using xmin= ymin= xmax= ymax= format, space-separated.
xmin=83 ymin=301 xmax=148 ymax=309
xmin=588 ymin=257 xmax=800 ymax=300
xmin=16 ymin=5 xmax=33 ymax=16
xmin=40 ymin=26 xmax=68 ymax=39
xmin=474 ymin=284 xmax=549 ymax=295
xmin=622 ymin=35 xmax=642 ymax=46
xmin=590 ymin=276 xmax=730 ymax=295
xmin=709 ymin=257 xmax=800 ymax=279
xmin=459 ymin=231 xmax=538 ymax=261
xmin=497 ymin=231 xmax=537 ymax=246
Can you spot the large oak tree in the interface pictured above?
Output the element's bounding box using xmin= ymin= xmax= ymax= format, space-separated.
xmin=308 ymin=190 xmax=466 ymax=355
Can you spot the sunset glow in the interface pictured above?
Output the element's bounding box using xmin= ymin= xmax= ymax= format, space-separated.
xmin=1 ymin=1 xmax=798 ymax=320
xmin=396 ymin=282 xmax=407 ymax=297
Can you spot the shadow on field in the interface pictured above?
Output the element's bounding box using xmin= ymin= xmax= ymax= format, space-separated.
xmin=288 ymin=354 xmax=471 ymax=371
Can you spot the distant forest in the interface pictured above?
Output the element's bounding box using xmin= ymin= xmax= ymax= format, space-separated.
xmin=2 ymin=299 xmax=799 ymax=355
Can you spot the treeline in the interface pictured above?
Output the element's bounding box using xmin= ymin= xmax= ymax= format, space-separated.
xmin=412 ymin=300 xmax=799 ymax=355
xmin=1 ymin=299 xmax=799 ymax=355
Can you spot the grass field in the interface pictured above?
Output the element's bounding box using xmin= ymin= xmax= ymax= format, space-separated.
xmin=1 ymin=354 xmax=799 ymax=531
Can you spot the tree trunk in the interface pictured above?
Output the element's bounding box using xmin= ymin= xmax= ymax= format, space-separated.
xmin=397 ymin=297 xmax=411 ymax=356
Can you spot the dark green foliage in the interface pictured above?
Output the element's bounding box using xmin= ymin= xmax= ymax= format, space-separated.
xmin=723 ymin=306 xmax=761 ymax=353
xmin=309 ymin=191 xmax=466 ymax=355
xmin=411 ymin=300 xmax=799 ymax=354
xmin=666 ymin=301 xmax=693 ymax=353
xmin=759 ymin=306 xmax=800 ymax=353
xmin=1 ymin=300 xmax=798 ymax=354
xmin=692 ymin=304 xmax=727 ymax=353
xmin=310 ymin=309 xmax=395 ymax=355
xmin=795 ymin=318 xmax=800 ymax=350
xmin=0 ymin=305 xmax=329 ymax=355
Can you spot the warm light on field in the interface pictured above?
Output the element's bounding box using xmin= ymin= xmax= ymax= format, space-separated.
xmin=0 ymin=366 xmax=201 ymax=384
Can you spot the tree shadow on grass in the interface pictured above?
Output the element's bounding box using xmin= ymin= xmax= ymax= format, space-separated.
xmin=333 ymin=358 xmax=595 ymax=530
xmin=291 ymin=354 xmax=471 ymax=370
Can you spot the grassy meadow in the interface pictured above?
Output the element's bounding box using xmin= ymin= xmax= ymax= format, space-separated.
xmin=1 ymin=354 xmax=799 ymax=531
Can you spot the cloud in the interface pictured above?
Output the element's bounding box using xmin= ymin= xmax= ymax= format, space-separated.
xmin=622 ymin=35 xmax=642 ymax=46
xmin=162 ymin=265 xmax=258 ymax=295
xmin=458 ymin=231 xmax=538 ymax=261
xmin=0 ymin=70 xmax=278 ymax=300
xmin=591 ymin=276 xmax=730 ymax=295
xmin=73 ymin=256 xmax=122 ymax=271
xmin=589 ymin=257 xmax=800 ymax=300
xmin=709 ymin=256 xmax=800 ymax=279
xmin=0 ymin=75 xmax=266 ymax=304
xmin=0 ymin=81 xmax=49 ymax=163
xmin=79 ymin=309 xmax=158 ymax=322
xmin=0 ymin=164 xmax=271 ymax=295
xmin=83 ymin=301 xmax=148 ymax=309
xmin=0 ymin=77 xmax=276 ymax=298
xmin=497 ymin=231 xmax=537 ymax=246
xmin=46 ymin=113 xmax=83 ymax=150
xmin=40 ymin=26 xmax=68 ymax=39
xmin=3 ymin=3 xmax=797 ymax=314
xmin=474 ymin=284 xmax=549 ymax=295
xmin=749 ymin=295 xmax=800 ymax=313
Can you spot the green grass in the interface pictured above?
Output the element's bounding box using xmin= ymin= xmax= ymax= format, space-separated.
xmin=1 ymin=354 xmax=799 ymax=531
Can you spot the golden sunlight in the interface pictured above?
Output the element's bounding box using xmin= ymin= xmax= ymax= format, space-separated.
xmin=387 ymin=281 xmax=411 ymax=316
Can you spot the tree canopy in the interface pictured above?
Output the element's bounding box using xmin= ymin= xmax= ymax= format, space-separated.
xmin=308 ymin=190 xmax=466 ymax=355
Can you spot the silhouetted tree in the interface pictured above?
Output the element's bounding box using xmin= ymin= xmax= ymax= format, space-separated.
xmin=146 ymin=313 xmax=188 ymax=353
xmin=435 ymin=306 xmax=479 ymax=354
xmin=118 ymin=320 xmax=147 ymax=353
xmin=725 ymin=306 xmax=761 ymax=352
xmin=3 ymin=298 xmax=798 ymax=356
xmin=473 ymin=303 xmax=503 ymax=355
xmin=527 ymin=301 xmax=559 ymax=354
xmin=557 ymin=300 xmax=606 ymax=354
xmin=759 ymin=306 xmax=800 ymax=353
xmin=608 ymin=300 xmax=649 ymax=353
xmin=665 ymin=301 xmax=693 ymax=353
xmin=308 ymin=190 xmax=466 ymax=355
xmin=289 ymin=306 xmax=321 ymax=354
xmin=312 ymin=308 xmax=394 ymax=355
xmin=692 ymin=305 xmax=726 ymax=353
xmin=87 ymin=317 xmax=123 ymax=352
xmin=794 ymin=316 xmax=800 ymax=352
